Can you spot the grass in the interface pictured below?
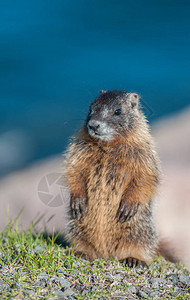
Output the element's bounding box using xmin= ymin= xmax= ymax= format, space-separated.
xmin=0 ymin=219 xmax=190 ymax=299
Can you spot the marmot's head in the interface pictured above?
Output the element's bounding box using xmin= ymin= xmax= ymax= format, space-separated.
xmin=86 ymin=90 xmax=141 ymax=142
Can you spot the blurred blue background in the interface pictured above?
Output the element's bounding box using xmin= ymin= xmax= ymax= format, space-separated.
xmin=1 ymin=0 xmax=190 ymax=177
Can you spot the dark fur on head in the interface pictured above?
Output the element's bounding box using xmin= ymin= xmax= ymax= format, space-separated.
xmin=85 ymin=90 xmax=142 ymax=142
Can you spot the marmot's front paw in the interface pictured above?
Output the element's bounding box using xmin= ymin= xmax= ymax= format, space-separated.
xmin=116 ymin=200 xmax=139 ymax=223
xmin=71 ymin=195 xmax=87 ymax=219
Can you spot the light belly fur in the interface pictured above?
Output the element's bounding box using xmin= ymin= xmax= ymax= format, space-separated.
xmin=80 ymin=170 xmax=125 ymax=257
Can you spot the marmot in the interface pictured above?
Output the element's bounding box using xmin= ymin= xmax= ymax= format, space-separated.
xmin=63 ymin=90 xmax=160 ymax=267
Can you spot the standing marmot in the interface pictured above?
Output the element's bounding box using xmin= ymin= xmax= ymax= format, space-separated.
xmin=63 ymin=90 xmax=160 ymax=267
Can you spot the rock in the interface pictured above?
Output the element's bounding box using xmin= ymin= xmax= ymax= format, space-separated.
xmin=70 ymin=269 xmax=81 ymax=276
xmin=114 ymin=273 xmax=122 ymax=281
xmin=178 ymin=274 xmax=190 ymax=285
xmin=14 ymin=243 xmax=20 ymax=249
xmin=34 ymin=244 xmax=46 ymax=254
xmin=174 ymin=287 xmax=185 ymax=296
xmin=38 ymin=271 xmax=48 ymax=281
xmin=91 ymin=286 xmax=98 ymax=292
xmin=14 ymin=282 xmax=23 ymax=289
xmin=149 ymin=290 xmax=160 ymax=297
xmin=37 ymin=271 xmax=49 ymax=287
xmin=105 ymin=274 xmax=113 ymax=281
xmin=166 ymin=274 xmax=178 ymax=284
xmin=151 ymin=278 xmax=160 ymax=289
xmin=72 ymin=261 xmax=81 ymax=268
xmin=82 ymin=289 xmax=89 ymax=295
xmin=2 ymin=237 xmax=8 ymax=244
xmin=62 ymin=288 xmax=75 ymax=297
xmin=57 ymin=268 xmax=66 ymax=273
xmin=137 ymin=290 xmax=149 ymax=299
xmin=128 ymin=286 xmax=137 ymax=294
xmin=55 ymin=290 xmax=66 ymax=298
xmin=59 ymin=278 xmax=71 ymax=289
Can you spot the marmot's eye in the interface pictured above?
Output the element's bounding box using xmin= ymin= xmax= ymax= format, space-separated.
xmin=114 ymin=109 xmax=121 ymax=115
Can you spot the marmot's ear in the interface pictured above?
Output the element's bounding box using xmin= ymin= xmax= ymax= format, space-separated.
xmin=99 ymin=90 xmax=107 ymax=94
xmin=128 ymin=93 xmax=139 ymax=108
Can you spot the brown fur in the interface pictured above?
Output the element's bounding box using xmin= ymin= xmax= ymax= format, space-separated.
xmin=63 ymin=90 xmax=160 ymax=265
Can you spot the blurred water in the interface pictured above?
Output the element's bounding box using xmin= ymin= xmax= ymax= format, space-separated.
xmin=0 ymin=0 xmax=190 ymax=175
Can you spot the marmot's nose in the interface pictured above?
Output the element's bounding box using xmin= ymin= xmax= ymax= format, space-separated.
xmin=88 ymin=120 xmax=100 ymax=132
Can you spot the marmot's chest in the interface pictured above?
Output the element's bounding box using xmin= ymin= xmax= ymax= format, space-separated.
xmin=86 ymin=152 xmax=130 ymax=199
